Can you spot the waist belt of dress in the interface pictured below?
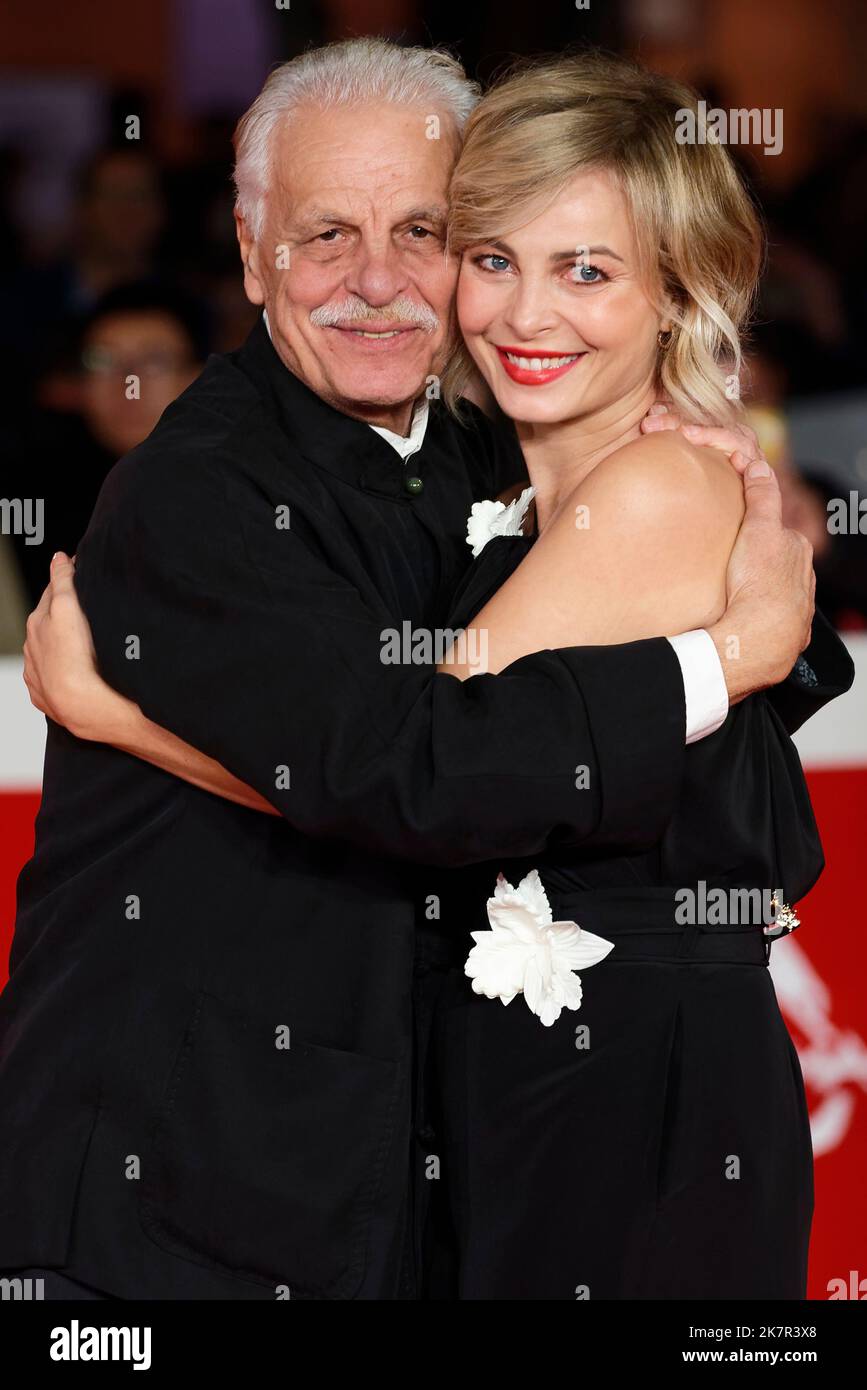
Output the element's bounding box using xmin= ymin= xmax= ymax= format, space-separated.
xmin=415 ymin=885 xmax=778 ymax=972
xmin=547 ymin=886 xmax=773 ymax=965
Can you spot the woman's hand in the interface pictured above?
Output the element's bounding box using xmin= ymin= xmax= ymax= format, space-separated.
xmin=640 ymin=401 xmax=765 ymax=476
xmin=23 ymin=552 xmax=123 ymax=741
xmin=23 ymin=552 xmax=278 ymax=814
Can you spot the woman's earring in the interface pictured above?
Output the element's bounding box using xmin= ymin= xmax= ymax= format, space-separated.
xmin=657 ymin=329 xmax=673 ymax=350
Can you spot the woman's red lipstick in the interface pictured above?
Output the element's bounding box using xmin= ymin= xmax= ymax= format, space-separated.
xmin=495 ymin=344 xmax=585 ymax=385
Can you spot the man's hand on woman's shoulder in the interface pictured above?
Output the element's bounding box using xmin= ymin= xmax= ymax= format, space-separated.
xmin=640 ymin=400 xmax=763 ymax=476
xmin=709 ymin=458 xmax=815 ymax=701
xmin=640 ymin=401 xmax=816 ymax=701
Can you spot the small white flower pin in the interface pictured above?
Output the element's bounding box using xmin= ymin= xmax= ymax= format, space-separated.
xmin=464 ymin=869 xmax=615 ymax=1027
xmin=466 ymin=486 xmax=536 ymax=558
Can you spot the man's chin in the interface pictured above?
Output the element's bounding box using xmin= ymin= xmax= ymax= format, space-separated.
xmin=327 ymin=368 xmax=432 ymax=414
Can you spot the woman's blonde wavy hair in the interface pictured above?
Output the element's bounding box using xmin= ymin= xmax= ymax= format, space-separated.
xmin=443 ymin=51 xmax=765 ymax=425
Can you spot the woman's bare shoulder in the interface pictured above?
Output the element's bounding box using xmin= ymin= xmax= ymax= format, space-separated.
xmin=571 ymin=428 xmax=744 ymax=533
xmin=472 ymin=424 xmax=745 ymax=647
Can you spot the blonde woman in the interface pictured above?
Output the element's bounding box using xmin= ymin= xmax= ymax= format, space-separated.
xmin=419 ymin=52 xmax=854 ymax=1299
xmin=16 ymin=51 xmax=850 ymax=1300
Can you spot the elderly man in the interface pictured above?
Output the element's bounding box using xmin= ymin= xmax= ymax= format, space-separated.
xmin=0 ymin=39 xmax=819 ymax=1301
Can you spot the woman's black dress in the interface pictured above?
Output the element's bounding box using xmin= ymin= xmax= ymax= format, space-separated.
xmin=423 ymin=529 xmax=853 ymax=1301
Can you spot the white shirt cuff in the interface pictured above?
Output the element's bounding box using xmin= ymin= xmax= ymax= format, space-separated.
xmin=667 ymin=629 xmax=729 ymax=745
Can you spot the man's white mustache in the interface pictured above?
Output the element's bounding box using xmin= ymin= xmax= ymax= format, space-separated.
xmin=310 ymin=296 xmax=439 ymax=332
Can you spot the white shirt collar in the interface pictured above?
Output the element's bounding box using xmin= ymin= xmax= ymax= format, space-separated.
xmin=368 ymin=397 xmax=429 ymax=460
xmin=262 ymin=308 xmax=430 ymax=460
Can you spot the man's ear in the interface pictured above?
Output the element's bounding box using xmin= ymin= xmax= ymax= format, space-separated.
xmin=235 ymin=210 xmax=266 ymax=307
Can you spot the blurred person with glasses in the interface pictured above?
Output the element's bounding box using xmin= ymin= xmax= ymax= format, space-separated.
xmin=6 ymin=282 xmax=208 ymax=609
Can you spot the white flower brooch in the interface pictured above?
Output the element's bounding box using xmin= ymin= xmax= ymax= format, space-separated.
xmin=466 ymin=486 xmax=536 ymax=558
xmin=464 ymin=869 xmax=615 ymax=1027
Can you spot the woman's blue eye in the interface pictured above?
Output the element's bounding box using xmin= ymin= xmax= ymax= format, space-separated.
xmin=570 ymin=263 xmax=606 ymax=284
xmin=476 ymin=254 xmax=511 ymax=272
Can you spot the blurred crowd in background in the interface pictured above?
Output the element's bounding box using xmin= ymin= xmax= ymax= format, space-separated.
xmin=1 ymin=0 xmax=866 ymax=651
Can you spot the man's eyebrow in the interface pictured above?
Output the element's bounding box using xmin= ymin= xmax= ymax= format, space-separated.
xmin=402 ymin=206 xmax=448 ymax=226
xmin=293 ymin=206 xmax=448 ymax=233
xmin=292 ymin=210 xmax=351 ymax=232
xmin=484 ymin=239 xmax=624 ymax=264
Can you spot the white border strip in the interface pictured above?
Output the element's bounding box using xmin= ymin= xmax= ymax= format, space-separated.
xmin=0 ymin=657 xmax=46 ymax=790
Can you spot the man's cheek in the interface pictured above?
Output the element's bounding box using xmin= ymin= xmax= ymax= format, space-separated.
xmin=273 ymin=256 xmax=337 ymax=310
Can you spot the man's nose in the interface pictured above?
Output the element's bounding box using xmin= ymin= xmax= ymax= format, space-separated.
xmin=345 ymin=239 xmax=409 ymax=309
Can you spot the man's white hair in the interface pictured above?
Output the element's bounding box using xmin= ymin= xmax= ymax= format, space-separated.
xmin=233 ymin=37 xmax=480 ymax=240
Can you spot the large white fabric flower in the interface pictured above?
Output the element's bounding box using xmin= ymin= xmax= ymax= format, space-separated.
xmin=465 ymin=486 xmax=536 ymax=558
xmin=465 ymin=869 xmax=615 ymax=1027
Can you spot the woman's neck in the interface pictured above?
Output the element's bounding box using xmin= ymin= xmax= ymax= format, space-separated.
xmin=517 ymin=379 xmax=658 ymax=532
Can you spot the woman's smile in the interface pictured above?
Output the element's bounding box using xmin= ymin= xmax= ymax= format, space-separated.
xmin=494 ymin=343 xmax=587 ymax=386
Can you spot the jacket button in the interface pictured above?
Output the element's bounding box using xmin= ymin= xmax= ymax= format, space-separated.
xmin=404 ymin=475 xmax=424 ymax=496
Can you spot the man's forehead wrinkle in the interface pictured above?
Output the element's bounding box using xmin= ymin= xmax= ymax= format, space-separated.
xmin=279 ymin=117 xmax=428 ymax=161
xmin=296 ymin=170 xmax=433 ymax=203
xmin=276 ymin=98 xmax=456 ymax=144
xmin=277 ymin=125 xmax=450 ymax=190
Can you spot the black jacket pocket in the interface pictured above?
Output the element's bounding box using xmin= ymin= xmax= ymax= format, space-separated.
xmin=139 ymin=989 xmax=402 ymax=1298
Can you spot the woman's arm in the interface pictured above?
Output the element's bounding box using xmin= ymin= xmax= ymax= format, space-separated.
xmin=23 ymin=554 xmax=278 ymax=816
xmin=441 ymin=433 xmax=745 ymax=679
xmin=108 ymin=699 xmax=278 ymax=814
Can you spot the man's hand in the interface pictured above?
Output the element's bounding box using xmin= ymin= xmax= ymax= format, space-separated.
xmin=23 ymin=552 xmax=118 ymax=740
xmin=707 ymin=460 xmax=815 ymax=702
xmin=641 ymin=403 xmax=815 ymax=699
xmin=640 ymin=400 xmax=765 ymax=476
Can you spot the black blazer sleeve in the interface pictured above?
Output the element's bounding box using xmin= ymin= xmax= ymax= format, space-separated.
xmin=766 ymin=608 xmax=855 ymax=735
xmin=75 ymin=449 xmax=687 ymax=868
